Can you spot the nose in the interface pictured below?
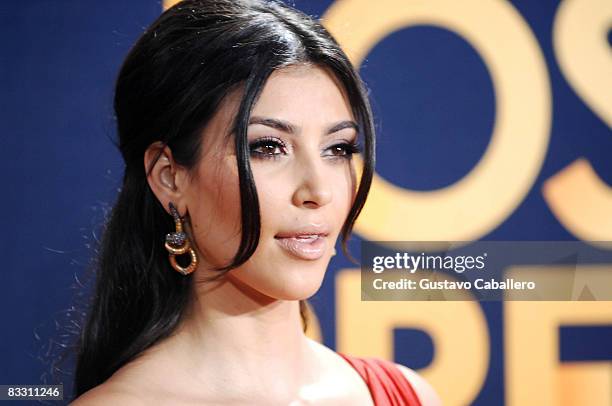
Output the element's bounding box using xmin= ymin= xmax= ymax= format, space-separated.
xmin=292 ymin=154 xmax=333 ymax=209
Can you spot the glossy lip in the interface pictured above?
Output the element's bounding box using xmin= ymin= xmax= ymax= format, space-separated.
xmin=274 ymin=224 xmax=330 ymax=260
xmin=274 ymin=234 xmax=327 ymax=260
xmin=274 ymin=224 xmax=330 ymax=239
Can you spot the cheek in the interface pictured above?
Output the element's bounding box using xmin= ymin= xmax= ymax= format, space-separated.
xmin=191 ymin=158 xmax=355 ymax=272
xmin=333 ymin=161 xmax=357 ymax=214
xmin=252 ymin=171 xmax=291 ymax=229
xmin=190 ymin=165 xmax=242 ymax=267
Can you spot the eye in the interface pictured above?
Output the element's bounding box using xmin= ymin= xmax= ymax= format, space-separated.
xmin=323 ymin=141 xmax=363 ymax=159
xmin=249 ymin=137 xmax=287 ymax=159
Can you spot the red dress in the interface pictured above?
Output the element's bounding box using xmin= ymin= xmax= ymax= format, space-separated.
xmin=338 ymin=353 xmax=423 ymax=406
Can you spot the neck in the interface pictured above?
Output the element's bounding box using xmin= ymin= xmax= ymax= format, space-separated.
xmin=182 ymin=274 xmax=308 ymax=363
xmin=137 ymin=272 xmax=317 ymax=400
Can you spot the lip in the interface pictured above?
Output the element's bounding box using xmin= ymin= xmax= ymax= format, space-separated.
xmin=274 ymin=224 xmax=330 ymax=260
xmin=274 ymin=224 xmax=330 ymax=239
xmin=275 ymin=234 xmax=327 ymax=260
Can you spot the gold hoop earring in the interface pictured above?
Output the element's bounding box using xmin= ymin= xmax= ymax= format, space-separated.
xmin=165 ymin=202 xmax=198 ymax=275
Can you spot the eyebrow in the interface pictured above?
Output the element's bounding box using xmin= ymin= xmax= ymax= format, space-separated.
xmin=248 ymin=116 xmax=359 ymax=136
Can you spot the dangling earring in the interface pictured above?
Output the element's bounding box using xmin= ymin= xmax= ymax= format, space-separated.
xmin=165 ymin=202 xmax=198 ymax=275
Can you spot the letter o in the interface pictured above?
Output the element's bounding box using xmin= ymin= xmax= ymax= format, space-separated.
xmin=323 ymin=0 xmax=551 ymax=241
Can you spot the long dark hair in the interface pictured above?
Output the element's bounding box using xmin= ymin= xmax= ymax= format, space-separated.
xmin=73 ymin=0 xmax=375 ymax=398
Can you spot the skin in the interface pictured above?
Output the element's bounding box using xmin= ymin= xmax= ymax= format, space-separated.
xmin=71 ymin=65 xmax=441 ymax=405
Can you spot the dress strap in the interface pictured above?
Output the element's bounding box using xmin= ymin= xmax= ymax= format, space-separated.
xmin=338 ymin=353 xmax=422 ymax=406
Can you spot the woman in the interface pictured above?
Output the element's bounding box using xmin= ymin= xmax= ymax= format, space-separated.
xmin=71 ymin=0 xmax=441 ymax=404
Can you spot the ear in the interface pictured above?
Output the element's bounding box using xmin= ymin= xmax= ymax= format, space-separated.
xmin=144 ymin=141 xmax=190 ymax=217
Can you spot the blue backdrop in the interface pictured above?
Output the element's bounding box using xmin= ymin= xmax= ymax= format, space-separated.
xmin=1 ymin=1 xmax=610 ymax=405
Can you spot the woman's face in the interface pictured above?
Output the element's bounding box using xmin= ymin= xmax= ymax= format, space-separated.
xmin=184 ymin=65 xmax=359 ymax=301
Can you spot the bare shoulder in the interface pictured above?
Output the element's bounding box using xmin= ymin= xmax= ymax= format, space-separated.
xmin=394 ymin=363 xmax=442 ymax=406
xmin=69 ymin=381 xmax=147 ymax=406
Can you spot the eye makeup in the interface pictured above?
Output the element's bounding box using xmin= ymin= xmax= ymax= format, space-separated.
xmin=248 ymin=136 xmax=362 ymax=161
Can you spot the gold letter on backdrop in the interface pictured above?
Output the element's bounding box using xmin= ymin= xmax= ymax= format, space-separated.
xmin=163 ymin=0 xmax=180 ymax=10
xmin=543 ymin=0 xmax=612 ymax=243
xmin=336 ymin=269 xmax=489 ymax=405
xmin=323 ymin=0 xmax=551 ymax=242
xmin=505 ymin=288 xmax=612 ymax=406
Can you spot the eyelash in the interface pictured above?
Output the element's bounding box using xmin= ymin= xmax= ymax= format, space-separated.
xmin=248 ymin=136 xmax=363 ymax=161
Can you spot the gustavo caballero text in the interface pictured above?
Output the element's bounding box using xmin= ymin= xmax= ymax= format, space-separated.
xmin=372 ymin=278 xmax=536 ymax=291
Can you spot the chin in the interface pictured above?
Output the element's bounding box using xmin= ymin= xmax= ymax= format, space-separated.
xmin=264 ymin=268 xmax=327 ymax=301
xmin=227 ymin=257 xmax=328 ymax=302
xmin=275 ymin=282 xmax=324 ymax=301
